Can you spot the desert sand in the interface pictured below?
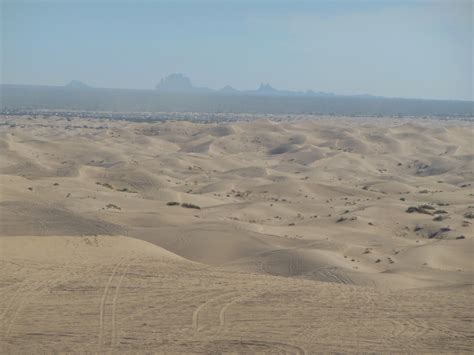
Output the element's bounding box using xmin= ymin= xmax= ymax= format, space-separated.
xmin=0 ymin=114 xmax=473 ymax=353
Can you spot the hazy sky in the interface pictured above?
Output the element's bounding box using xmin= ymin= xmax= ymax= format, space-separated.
xmin=1 ymin=0 xmax=472 ymax=100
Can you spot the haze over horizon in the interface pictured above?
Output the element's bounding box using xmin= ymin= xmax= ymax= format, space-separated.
xmin=3 ymin=73 xmax=472 ymax=102
xmin=1 ymin=0 xmax=473 ymax=101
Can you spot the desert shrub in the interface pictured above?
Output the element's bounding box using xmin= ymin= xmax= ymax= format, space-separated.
xmin=414 ymin=224 xmax=423 ymax=232
xmin=405 ymin=206 xmax=433 ymax=215
xmin=419 ymin=204 xmax=435 ymax=210
xmin=166 ymin=201 xmax=180 ymax=206
xmin=106 ymin=204 xmax=121 ymax=210
xmin=181 ymin=203 xmax=201 ymax=210
xmin=96 ymin=182 xmax=114 ymax=189
xmin=118 ymin=187 xmax=138 ymax=193
xmin=428 ymin=227 xmax=450 ymax=239
xmin=464 ymin=211 xmax=474 ymax=219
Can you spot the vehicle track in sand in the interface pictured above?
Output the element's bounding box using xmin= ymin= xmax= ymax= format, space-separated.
xmin=110 ymin=260 xmax=133 ymax=348
xmin=206 ymin=338 xmax=308 ymax=355
xmin=1 ymin=269 xmax=70 ymax=350
xmin=98 ymin=260 xmax=123 ymax=349
xmin=192 ymin=292 xmax=237 ymax=332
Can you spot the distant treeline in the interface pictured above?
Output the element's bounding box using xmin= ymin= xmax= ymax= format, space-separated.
xmin=1 ymin=84 xmax=472 ymax=117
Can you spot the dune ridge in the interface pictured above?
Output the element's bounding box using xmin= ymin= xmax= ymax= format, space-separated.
xmin=0 ymin=115 xmax=473 ymax=352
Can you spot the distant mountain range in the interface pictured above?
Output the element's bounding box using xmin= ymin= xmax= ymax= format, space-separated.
xmin=65 ymin=80 xmax=91 ymax=89
xmin=2 ymin=80 xmax=472 ymax=116
xmin=57 ymin=75 xmax=412 ymax=100
xmin=65 ymin=74 xmax=344 ymax=97
xmin=4 ymin=75 xmax=469 ymax=104
xmin=154 ymin=73 xmax=340 ymax=97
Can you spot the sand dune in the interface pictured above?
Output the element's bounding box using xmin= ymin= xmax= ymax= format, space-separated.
xmin=1 ymin=235 xmax=472 ymax=353
xmin=0 ymin=115 xmax=473 ymax=352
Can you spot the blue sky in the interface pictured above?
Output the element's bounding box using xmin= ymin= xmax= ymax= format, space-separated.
xmin=1 ymin=0 xmax=472 ymax=100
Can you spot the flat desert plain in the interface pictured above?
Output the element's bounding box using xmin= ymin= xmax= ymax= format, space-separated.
xmin=0 ymin=115 xmax=473 ymax=353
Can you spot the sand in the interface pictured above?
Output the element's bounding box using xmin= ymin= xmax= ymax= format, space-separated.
xmin=0 ymin=115 xmax=473 ymax=353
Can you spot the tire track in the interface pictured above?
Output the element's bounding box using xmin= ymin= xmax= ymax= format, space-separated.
xmin=119 ymin=291 xmax=213 ymax=325
xmin=1 ymin=255 xmax=76 ymax=339
xmin=111 ymin=260 xmax=133 ymax=348
xmin=210 ymin=339 xmax=307 ymax=355
xmin=98 ymin=261 xmax=122 ymax=348
xmin=316 ymin=268 xmax=353 ymax=285
xmin=218 ymin=296 xmax=241 ymax=327
xmin=218 ymin=293 xmax=248 ymax=328
xmin=288 ymin=256 xmax=301 ymax=276
xmin=2 ymin=279 xmax=44 ymax=336
xmin=192 ymin=292 xmax=235 ymax=332
xmin=1 ymin=269 xmax=68 ymax=345
xmin=0 ymin=279 xmax=33 ymax=321
xmin=218 ymin=290 xmax=264 ymax=328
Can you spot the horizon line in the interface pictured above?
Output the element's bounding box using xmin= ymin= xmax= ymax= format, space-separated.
xmin=1 ymin=82 xmax=473 ymax=103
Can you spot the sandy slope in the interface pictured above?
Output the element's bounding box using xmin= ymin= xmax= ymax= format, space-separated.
xmin=1 ymin=235 xmax=472 ymax=353
xmin=0 ymin=115 xmax=473 ymax=352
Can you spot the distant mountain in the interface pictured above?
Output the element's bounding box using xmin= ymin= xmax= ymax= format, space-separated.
xmin=218 ymin=85 xmax=239 ymax=94
xmin=305 ymin=89 xmax=336 ymax=97
xmin=254 ymin=83 xmax=279 ymax=95
xmin=156 ymin=73 xmax=192 ymax=91
xmin=155 ymin=74 xmax=339 ymax=97
xmin=65 ymin=80 xmax=91 ymax=89
xmin=2 ymin=83 xmax=472 ymax=116
xmin=33 ymin=75 xmax=416 ymax=101
xmin=156 ymin=73 xmax=212 ymax=93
